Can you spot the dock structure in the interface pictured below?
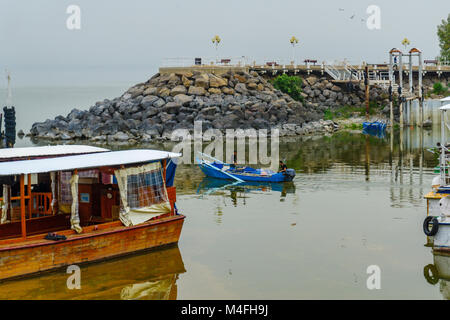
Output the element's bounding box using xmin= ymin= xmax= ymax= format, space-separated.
xmin=159 ymin=53 xmax=449 ymax=127
xmin=159 ymin=57 xmax=450 ymax=81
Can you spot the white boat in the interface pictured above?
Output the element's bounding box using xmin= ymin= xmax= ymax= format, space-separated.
xmin=423 ymin=104 xmax=450 ymax=252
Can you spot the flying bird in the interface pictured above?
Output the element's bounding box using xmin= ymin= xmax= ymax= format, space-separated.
xmin=339 ymin=8 xmax=345 ymax=11
xmin=350 ymin=14 xmax=355 ymax=19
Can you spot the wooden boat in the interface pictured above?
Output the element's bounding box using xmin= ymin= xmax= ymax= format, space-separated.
xmin=0 ymin=147 xmax=184 ymax=280
xmin=196 ymin=153 xmax=296 ymax=183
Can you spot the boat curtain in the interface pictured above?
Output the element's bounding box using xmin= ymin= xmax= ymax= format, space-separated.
xmin=70 ymin=173 xmax=82 ymax=233
xmin=50 ymin=172 xmax=57 ymax=214
xmin=1 ymin=185 xmax=10 ymax=224
xmin=115 ymin=162 xmax=171 ymax=227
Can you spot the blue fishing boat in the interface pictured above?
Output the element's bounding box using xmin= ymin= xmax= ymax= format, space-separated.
xmin=362 ymin=121 xmax=387 ymax=132
xmin=196 ymin=153 xmax=296 ymax=183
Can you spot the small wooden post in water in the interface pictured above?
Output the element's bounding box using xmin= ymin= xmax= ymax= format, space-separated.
xmin=418 ymin=50 xmax=424 ymax=127
xmin=365 ymin=65 xmax=370 ymax=120
xmin=399 ymin=53 xmax=404 ymax=128
xmin=389 ymin=83 xmax=394 ymax=127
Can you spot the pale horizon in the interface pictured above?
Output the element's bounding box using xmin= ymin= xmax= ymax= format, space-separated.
xmin=0 ymin=0 xmax=449 ymax=86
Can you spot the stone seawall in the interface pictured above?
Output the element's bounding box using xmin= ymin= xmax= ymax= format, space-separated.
xmin=29 ymin=70 xmax=404 ymax=143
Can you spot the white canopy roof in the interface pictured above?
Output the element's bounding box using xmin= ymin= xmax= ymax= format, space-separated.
xmin=0 ymin=149 xmax=181 ymax=176
xmin=440 ymin=96 xmax=450 ymax=102
xmin=0 ymin=145 xmax=109 ymax=160
xmin=440 ymin=104 xmax=450 ymax=111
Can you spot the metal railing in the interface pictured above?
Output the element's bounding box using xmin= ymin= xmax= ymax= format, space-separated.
xmin=324 ymin=64 xmax=342 ymax=80
xmin=162 ymin=56 xmax=249 ymax=68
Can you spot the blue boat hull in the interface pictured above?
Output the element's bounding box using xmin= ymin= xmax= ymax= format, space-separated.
xmin=198 ymin=163 xmax=295 ymax=182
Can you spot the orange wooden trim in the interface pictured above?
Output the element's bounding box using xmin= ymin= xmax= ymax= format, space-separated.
xmin=31 ymin=192 xmax=53 ymax=216
xmin=28 ymin=174 xmax=32 ymax=219
xmin=163 ymin=159 xmax=167 ymax=182
xmin=20 ymin=174 xmax=26 ymax=239
xmin=9 ymin=196 xmax=31 ymax=201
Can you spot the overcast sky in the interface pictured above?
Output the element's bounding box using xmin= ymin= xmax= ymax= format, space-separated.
xmin=0 ymin=0 xmax=449 ymax=85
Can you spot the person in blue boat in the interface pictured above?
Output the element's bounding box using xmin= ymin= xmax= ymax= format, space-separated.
xmin=230 ymin=151 xmax=238 ymax=170
xmin=278 ymin=160 xmax=287 ymax=173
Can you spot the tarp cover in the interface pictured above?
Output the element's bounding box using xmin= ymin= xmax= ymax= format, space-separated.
xmin=0 ymin=149 xmax=181 ymax=176
xmin=115 ymin=162 xmax=171 ymax=226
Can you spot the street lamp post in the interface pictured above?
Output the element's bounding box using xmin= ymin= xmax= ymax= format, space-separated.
xmin=212 ymin=35 xmax=221 ymax=64
xmin=290 ymin=36 xmax=299 ymax=65
xmin=401 ymin=38 xmax=411 ymax=51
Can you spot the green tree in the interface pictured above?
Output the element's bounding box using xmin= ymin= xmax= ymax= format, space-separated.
xmin=433 ymin=82 xmax=448 ymax=95
xmin=437 ymin=14 xmax=450 ymax=62
xmin=272 ymin=74 xmax=304 ymax=102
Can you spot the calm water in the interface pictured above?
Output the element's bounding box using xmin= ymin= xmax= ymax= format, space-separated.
xmin=0 ymin=85 xmax=449 ymax=299
xmin=1 ymin=127 xmax=449 ymax=300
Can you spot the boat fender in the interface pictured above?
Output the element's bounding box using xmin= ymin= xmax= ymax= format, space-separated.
xmin=423 ymin=216 xmax=439 ymax=236
xmin=423 ymin=264 xmax=439 ymax=285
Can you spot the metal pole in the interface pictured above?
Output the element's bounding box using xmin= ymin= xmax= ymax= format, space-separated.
xmin=399 ymin=54 xmax=404 ymax=128
xmin=389 ymin=53 xmax=394 ymax=83
xmin=365 ymin=65 xmax=370 ymax=120
xmin=399 ymin=54 xmax=403 ymax=91
xmin=400 ymin=127 xmax=404 ymax=184
xmin=441 ymin=109 xmax=446 ymax=186
xmin=418 ymin=52 xmax=424 ymax=127
xmin=389 ymin=83 xmax=394 ymax=127
xmin=409 ymin=53 xmax=413 ymax=94
xmin=399 ymin=100 xmax=404 ymax=128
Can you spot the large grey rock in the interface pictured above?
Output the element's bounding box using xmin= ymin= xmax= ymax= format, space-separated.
xmin=153 ymin=98 xmax=166 ymax=108
xmin=163 ymin=102 xmax=182 ymax=114
xmin=174 ymin=94 xmax=193 ymax=106
xmin=194 ymin=74 xmax=209 ymax=89
xmin=112 ymin=131 xmax=130 ymax=141
xmin=209 ymin=74 xmax=228 ymax=88
xmin=143 ymin=87 xmax=158 ymax=96
xmin=170 ymin=85 xmax=187 ymax=96
xmin=141 ymin=95 xmax=159 ymax=108
xmin=188 ymin=86 xmax=206 ymax=96
xmin=235 ymin=83 xmax=248 ymax=94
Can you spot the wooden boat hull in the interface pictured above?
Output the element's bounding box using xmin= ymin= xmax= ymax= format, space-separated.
xmin=0 ymin=215 xmax=185 ymax=281
xmin=198 ymin=163 xmax=294 ymax=182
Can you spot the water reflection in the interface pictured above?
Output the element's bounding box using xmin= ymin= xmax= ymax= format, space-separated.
xmin=15 ymin=126 xmax=446 ymax=299
xmin=0 ymin=246 xmax=185 ymax=300
xmin=196 ymin=177 xmax=296 ymax=204
xmin=424 ymin=252 xmax=450 ymax=300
